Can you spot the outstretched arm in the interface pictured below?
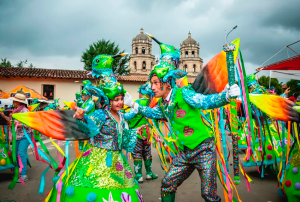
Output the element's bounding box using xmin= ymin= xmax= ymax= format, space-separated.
xmin=138 ymin=105 xmax=165 ymax=119
xmin=123 ymin=108 xmax=138 ymax=120
xmin=124 ymin=92 xmax=165 ymax=119
xmin=182 ymin=86 xmax=228 ymax=109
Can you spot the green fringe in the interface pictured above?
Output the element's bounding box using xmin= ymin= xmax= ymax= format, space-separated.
xmin=110 ymin=173 xmax=124 ymax=185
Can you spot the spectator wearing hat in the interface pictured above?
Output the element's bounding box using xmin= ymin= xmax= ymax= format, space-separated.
xmin=0 ymin=93 xmax=31 ymax=182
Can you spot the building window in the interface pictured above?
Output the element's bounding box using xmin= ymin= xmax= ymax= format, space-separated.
xmin=192 ymin=51 xmax=195 ymax=57
xmin=193 ymin=64 xmax=196 ymax=72
xmin=135 ymin=47 xmax=138 ymax=54
xmin=43 ymin=84 xmax=54 ymax=100
xmin=151 ymin=62 xmax=153 ymax=70
xmin=81 ymin=85 xmax=84 ymax=91
xmin=134 ymin=61 xmax=137 ymax=70
xmin=149 ymin=48 xmax=151 ymax=54
xmin=184 ymin=65 xmax=188 ymax=72
xmin=142 ymin=47 xmax=145 ymax=54
xmin=142 ymin=61 xmax=146 ymax=69
xmin=185 ymin=51 xmax=188 ymax=58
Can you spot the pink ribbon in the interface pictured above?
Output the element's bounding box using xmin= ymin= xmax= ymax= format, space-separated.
xmin=18 ymin=153 xmax=26 ymax=187
xmin=237 ymin=57 xmax=252 ymax=161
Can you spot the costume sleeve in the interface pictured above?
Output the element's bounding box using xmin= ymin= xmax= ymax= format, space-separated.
xmin=122 ymin=128 xmax=138 ymax=152
xmin=138 ymin=105 xmax=165 ymax=119
xmin=84 ymin=100 xmax=95 ymax=114
xmin=182 ymin=86 xmax=228 ymax=109
xmin=76 ymin=109 xmax=106 ymax=138
xmin=123 ymin=108 xmax=138 ymax=120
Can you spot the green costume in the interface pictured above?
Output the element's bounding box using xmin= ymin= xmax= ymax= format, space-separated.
xmin=129 ymin=98 xmax=158 ymax=182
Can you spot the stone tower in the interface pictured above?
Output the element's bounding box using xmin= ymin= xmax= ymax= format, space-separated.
xmin=179 ymin=32 xmax=203 ymax=78
xmin=129 ymin=28 xmax=155 ymax=76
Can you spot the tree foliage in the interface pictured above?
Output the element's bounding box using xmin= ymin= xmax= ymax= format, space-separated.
xmin=286 ymin=79 xmax=300 ymax=97
xmin=0 ymin=58 xmax=35 ymax=68
xmin=0 ymin=58 xmax=13 ymax=67
xmin=258 ymin=75 xmax=283 ymax=95
xmin=28 ymin=63 xmax=35 ymax=68
xmin=15 ymin=59 xmax=27 ymax=68
xmin=81 ymin=39 xmax=129 ymax=76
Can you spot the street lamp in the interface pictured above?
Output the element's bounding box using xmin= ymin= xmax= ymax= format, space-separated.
xmin=225 ymin=25 xmax=238 ymax=44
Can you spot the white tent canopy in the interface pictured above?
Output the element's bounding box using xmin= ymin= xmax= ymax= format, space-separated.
xmin=270 ymin=70 xmax=300 ymax=80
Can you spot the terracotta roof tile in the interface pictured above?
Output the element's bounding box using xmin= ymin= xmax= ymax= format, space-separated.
xmin=0 ymin=67 xmax=195 ymax=84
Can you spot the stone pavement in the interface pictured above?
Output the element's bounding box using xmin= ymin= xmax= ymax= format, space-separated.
xmin=0 ymin=137 xmax=287 ymax=202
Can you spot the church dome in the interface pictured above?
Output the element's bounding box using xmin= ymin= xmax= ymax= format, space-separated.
xmin=133 ymin=28 xmax=150 ymax=41
xmin=182 ymin=32 xmax=197 ymax=45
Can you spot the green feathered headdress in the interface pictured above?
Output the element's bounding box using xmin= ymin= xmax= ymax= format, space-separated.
xmin=102 ymin=82 xmax=126 ymax=101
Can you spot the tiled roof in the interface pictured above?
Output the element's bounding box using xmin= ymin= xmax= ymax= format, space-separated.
xmin=0 ymin=67 xmax=92 ymax=79
xmin=0 ymin=67 xmax=195 ymax=83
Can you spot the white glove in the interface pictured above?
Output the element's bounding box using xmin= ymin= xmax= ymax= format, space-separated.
xmin=124 ymin=92 xmax=134 ymax=108
xmin=225 ymin=84 xmax=230 ymax=92
xmin=226 ymin=84 xmax=241 ymax=101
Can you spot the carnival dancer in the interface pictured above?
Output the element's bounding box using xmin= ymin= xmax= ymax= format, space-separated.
xmin=80 ymin=81 xmax=95 ymax=115
xmin=12 ymin=54 xmax=145 ymax=202
xmin=124 ymin=58 xmax=241 ymax=201
xmin=75 ymin=91 xmax=84 ymax=108
xmin=129 ymin=83 xmax=158 ymax=183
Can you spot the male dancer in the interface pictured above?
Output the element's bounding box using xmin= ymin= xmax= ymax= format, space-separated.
xmin=125 ymin=60 xmax=240 ymax=202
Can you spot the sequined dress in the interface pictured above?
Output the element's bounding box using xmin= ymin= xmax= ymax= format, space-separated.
xmin=47 ymin=109 xmax=143 ymax=202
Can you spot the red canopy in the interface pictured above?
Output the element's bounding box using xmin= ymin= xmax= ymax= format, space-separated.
xmin=259 ymin=55 xmax=300 ymax=80
xmin=261 ymin=55 xmax=300 ymax=71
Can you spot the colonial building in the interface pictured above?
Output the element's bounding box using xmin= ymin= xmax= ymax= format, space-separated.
xmin=0 ymin=67 xmax=148 ymax=106
xmin=129 ymin=28 xmax=155 ymax=76
xmin=129 ymin=29 xmax=203 ymax=78
xmin=1 ymin=29 xmax=199 ymax=106
xmin=179 ymin=32 xmax=203 ymax=78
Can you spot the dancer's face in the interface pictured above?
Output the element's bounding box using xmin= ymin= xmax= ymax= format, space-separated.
xmin=150 ymin=75 xmax=170 ymax=99
xmin=82 ymin=94 xmax=89 ymax=101
xmin=111 ymin=95 xmax=124 ymax=112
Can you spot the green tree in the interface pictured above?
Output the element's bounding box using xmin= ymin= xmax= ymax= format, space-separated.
xmin=286 ymin=79 xmax=300 ymax=97
xmin=15 ymin=59 xmax=27 ymax=68
xmin=28 ymin=63 xmax=35 ymax=68
xmin=81 ymin=39 xmax=129 ymax=76
xmin=258 ymin=75 xmax=283 ymax=95
xmin=0 ymin=58 xmax=13 ymax=67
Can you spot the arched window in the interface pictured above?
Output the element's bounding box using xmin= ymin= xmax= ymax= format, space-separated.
xmin=134 ymin=61 xmax=137 ymax=70
xmin=149 ymin=48 xmax=151 ymax=54
xmin=142 ymin=61 xmax=146 ymax=69
xmin=193 ymin=64 xmax=196 ymax=72
xmin=184 ymin=64 xmax=188 ymax=72
xmin=135 ymin=47 xmax=138 ymax=54
xmin=142 ymin=47 xmax=145 ymax=54
xmin=185 ymin=51 xmax=188 ymax=58
xmin=192 ymin=51 xmax=195 ymax=57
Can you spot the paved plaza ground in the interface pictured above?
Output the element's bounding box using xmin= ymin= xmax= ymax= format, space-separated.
xmin=0 ymin=137 xmax=287 ymax=202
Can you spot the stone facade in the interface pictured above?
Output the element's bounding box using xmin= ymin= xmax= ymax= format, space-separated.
xmin=179 ymin=32 xmax=203 ymax=78
xmin=129 ymin=29 xmax=203 ymax=78
xmin=129 ymin=28 xmax=155 ymax=76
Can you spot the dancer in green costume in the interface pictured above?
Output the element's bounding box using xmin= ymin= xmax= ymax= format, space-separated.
xmin=46 ymin=54 xmax=145 ymax=202
xmin=129 ymin=83 xmax=158 ymax=183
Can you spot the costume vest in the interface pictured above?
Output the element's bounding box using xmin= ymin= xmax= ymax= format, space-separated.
xmin=171 ymin=88 xmax=212 ymax=150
